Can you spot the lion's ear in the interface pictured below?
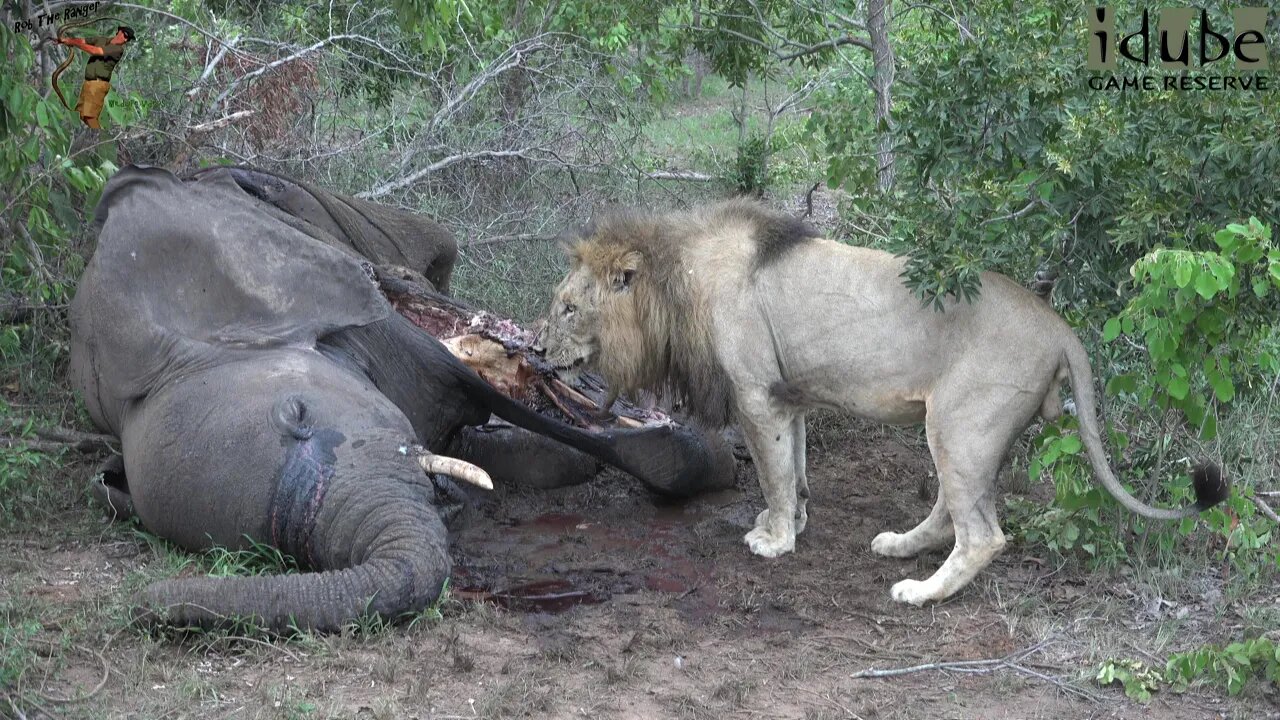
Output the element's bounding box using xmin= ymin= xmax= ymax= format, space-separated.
xmin=613 ymin=250 xmax=642 ymax=291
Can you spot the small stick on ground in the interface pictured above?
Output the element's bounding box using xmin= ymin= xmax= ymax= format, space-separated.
xmin=0 ymin=420 xmax=119 ymax=455
xmin=850 ymin=638 xmax=1104 ymax=703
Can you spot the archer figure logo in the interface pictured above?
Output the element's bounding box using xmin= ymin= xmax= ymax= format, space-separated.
xmin=1087 ymin=6 xmax=1270 ymax=92
xmin=51 ymin=18 xmax=137 ymax=129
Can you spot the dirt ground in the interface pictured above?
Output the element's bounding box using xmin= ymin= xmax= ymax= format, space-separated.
xmin=3 ymin=419 xmax=1277 ymax=720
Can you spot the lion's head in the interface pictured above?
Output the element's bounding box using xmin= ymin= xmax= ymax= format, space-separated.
xmin=541 ymin=209 xmax=734 ymax=426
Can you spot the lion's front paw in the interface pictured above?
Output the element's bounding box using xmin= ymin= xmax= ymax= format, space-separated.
xmin=871 ymin=531 xmax=916 ymax=558
xmin=744 ymin=526 xmax=795 ymax=558
xmin=889 ymin=578 xmax=938 ymax=606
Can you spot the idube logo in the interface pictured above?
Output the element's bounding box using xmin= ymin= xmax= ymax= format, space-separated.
xmin=1087 ymin=7 xmax=1270 ymax=91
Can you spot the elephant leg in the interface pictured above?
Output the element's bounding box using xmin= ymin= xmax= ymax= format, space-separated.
xmin=449 ymin=419 xmax=600 ymax=490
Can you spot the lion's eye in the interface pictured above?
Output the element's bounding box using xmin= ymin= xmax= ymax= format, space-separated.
xmin=562 ymin=303 xmax=576 ymax=317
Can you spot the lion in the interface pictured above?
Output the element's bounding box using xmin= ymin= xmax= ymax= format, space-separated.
xmin=540 ymin=198 xmax=1228 ymax=606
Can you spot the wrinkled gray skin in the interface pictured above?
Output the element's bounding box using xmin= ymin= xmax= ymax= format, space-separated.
xmin=202 ymin=165 xmax=603 ymax=491
xmin=187 ymin=165 xmax=458 ymax=293
xmin=71 ymin=166 xmax=726 ymax=631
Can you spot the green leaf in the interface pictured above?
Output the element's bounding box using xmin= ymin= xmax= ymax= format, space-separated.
xmin=1199 ymin=412 xmax=1218 ymax=440
xmin=1103 ymin=317 xmax=1122 ymax=342
xmin=1058 ymin=435 xmax=1082 ymax=455
xmin=1167 ymin=375 xmax=1190 ymax=400
xmin=1173 ymin=258 xmax=1193 ymax=288
xmin=1254 ymin=276 xmax=1271 ymax=298
xmin=1209 ymin=374 xmax=1235 ymax=403
xmin=1107 ymin=374 xmax=1138 ymax=395
xmin=1194 ymin=271 xmax=1219 ymax=299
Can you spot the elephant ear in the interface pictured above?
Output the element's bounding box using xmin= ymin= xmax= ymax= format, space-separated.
xmin=71 ymin=166 xmax=389 ymax=434
xmin=93 ymin=165 xmax=388 ymax=347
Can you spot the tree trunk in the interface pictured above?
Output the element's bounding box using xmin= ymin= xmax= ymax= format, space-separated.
xmin=735 ymin=78 xmax=750 ymax=145
xmin=867 ymin=0 xmax=896 ymax=192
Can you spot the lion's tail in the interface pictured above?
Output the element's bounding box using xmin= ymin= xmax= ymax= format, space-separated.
xmin=1063 ymin=338 xmax=1228 ymax=519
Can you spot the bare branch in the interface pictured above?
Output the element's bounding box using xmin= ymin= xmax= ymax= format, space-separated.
xmin=463 ymin=233 xmax=560 ymax=248
xmin=359 ymin=149 xmax=555 ymax=200
xmin=211 ymin=35 xmax=353 ymax=110
xmin=186 ymin=37 xmax=238 ymax=97
xmin=645 ymin=170 xmax=716 ymax=182
xmin=851 ymin=638 xmax=1105 ymax=703
xmin=982 ymin=200 xmax=1044 ymax=226
xmin=779 ymin=35 xmax=873 ymax=60
xmin=188 ymin=110 xmax=254 ymax=133
xmin=902 ymin=2 xmax=977 ymax=41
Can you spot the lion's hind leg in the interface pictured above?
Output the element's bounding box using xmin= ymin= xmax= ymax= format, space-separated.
xmin=873 ymin=419 xmax=954 ymax=557
xmin=871 ymin=485 xmax=951 ymax=558
xmin=738 ymin=393 xmax=799 ymax=558
xmin=793 ymin=415 xmax=809 ymax=534
xmin=889 ymin=408 xmax=1013 ymax=606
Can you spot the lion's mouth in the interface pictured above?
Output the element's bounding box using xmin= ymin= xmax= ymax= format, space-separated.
xmin=554 ymin=357 xmax=588 ymax=384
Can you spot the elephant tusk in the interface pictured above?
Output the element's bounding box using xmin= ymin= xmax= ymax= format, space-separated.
xmin=418 ymin=453 xmax=493 ymax=490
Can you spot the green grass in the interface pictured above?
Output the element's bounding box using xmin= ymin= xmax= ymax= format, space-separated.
xmin=637 ymin=73 xmax=825 ymax=195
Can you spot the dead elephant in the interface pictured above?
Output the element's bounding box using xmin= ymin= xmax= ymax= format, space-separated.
xmin=70 ymin=166 xmax=730 ymax=631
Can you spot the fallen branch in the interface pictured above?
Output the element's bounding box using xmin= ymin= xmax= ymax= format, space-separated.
xmin=850 ymin=638 xmax=1104 ymax=703
xmin=463 ymin=233 xmax=559 ymax=249
xmin=0 ymin=302 xmax=67 ymax=324
xmin=188 ymin=110 xmax=255 ymax=133
xmin=644 ymin=170 xmax=716 ymax=182
xmin=0 ymin=423 xmax=119 ymax=455
xmin=359 ymin=149 xmax=553 ymax=200
xmin=186 ymin=36 xmax=238 ymax=97
xmin=1253 ymin=495 xmax=1280 ymax=524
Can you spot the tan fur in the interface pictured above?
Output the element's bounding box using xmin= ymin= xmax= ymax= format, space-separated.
xmin=543 ymin=199 xmax=1222 ymax=606
xmin=545 ymin=206 xmax=738 ymax=425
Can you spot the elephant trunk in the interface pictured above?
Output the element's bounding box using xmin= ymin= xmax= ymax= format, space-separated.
xmin=137 ymin=476 xmax=450 ymax=633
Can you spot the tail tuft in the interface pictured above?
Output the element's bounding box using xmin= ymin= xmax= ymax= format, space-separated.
xmin=1191 ymin=462 xmax=1229 ymax=511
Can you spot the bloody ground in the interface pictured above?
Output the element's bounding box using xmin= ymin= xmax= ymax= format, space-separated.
xmin=2 ymin=421 xmax=1275 ymax=719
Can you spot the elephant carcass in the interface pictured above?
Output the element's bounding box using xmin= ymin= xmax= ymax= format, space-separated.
xmin=376 ymin=272 xmax=736 ymax=495
xmin=186 ymin=165 xmax=458 ymax=292
xmin=186 ymin=164 xmax=735 ymax=498
xmin=71 ymin=166 xmax=730 ymax=631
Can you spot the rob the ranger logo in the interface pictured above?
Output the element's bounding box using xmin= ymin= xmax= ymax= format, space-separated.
xmin=1087 ymin=7 xmax=1271 ymax=91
